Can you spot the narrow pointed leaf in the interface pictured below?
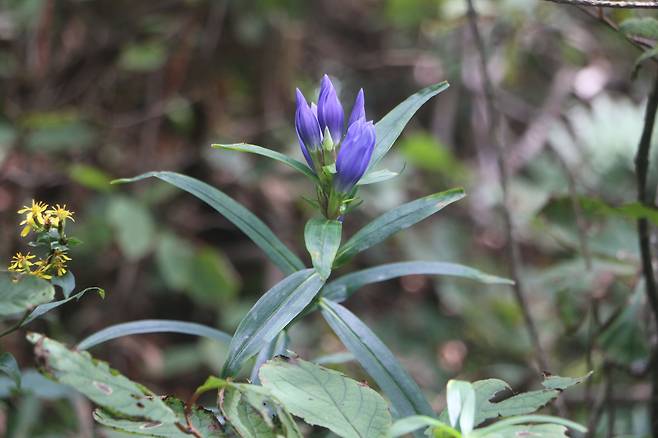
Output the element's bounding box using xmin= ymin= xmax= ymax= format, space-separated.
xmin=334 ymin=188 xmax=465 ymax=266
xmin=259 ymin=356 xmax=392 ymax=438
xmin=304 ymin=218 xmax=342 ymax=280
xmin=77 ymin=319 xmax=232 ymax=350
xmin=357 ymin=168 xmax=399 ymax=185
xmin=222 ymin=269 xmax=324 ymax=377
xmin=113 ymin=172 xmax=304 ymax=275
xmin=368 ymin=81 xmax=449 ymax=171
xmin=23 ymin=287 xmax=104 ymax=327
xmin=319 ymin=298 xmax=434 ymax=419
xmin=323 ymin=261 xmax=512 ymax=302
xmin=250 ymin=331 xmax=289 ymax=384
xmin=212 ymin=143 xmax=318 ymax=182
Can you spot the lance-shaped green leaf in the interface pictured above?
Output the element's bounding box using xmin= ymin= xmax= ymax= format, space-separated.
xmin=23 ymin=287 xmax=104 ymax=327
xmin=113 ymin=172 xmax=304 ymax=275
xmin=250 ymin=331 xmax=289 ymax=384
xmin=334 ymin=188 xmax=465 ymax=266
xmin=94 ymin=397 xmax=226 ymax=437
xmin=27 ymin=333 xmax=176 ymax=422
xmin=368 ymin=81 xmax=449 ymax=171
xmin=212 ymin=143 xmax=318 ymax=183
xmin=304 ymin=218 xmax=342 ymax=280
xmin=357 ymin=168 xmax=399 ymax=185
xmin=319 ymin=298 xmax=434 ymax=419
xmin=77 ymin=319 xmax=232 ymax=350
xmin=323 ymin=261 xmax=513 ymax=302
xmin=0 ymin=273 xmax=55 ymax=317
xmin=259 ymin=356 xmax=392 ymax=438
xmin=222 ymin=269 xmax=324 ymax=377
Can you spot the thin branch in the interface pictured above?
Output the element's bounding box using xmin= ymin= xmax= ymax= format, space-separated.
xmin=0 ymin=310 xmax=30 ymax=338
xmin=465 ymin=0 xmax=551 ymax=373
xmin=542 ymin=0 xmax=658 ymax=7
xmin=635 ymin=74 xmax=658 ymax=437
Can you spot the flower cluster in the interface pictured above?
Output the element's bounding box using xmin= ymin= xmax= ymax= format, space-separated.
xmin=8 ymin=200 xmax=75 ymax=280
xmin=295 ymin=75 xmax=376 ymax=219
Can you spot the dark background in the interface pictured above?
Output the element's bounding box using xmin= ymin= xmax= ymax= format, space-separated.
xmin=0 ymin=1 xmax=655 ymax=436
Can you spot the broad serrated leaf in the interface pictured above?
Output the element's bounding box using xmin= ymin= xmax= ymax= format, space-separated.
xmin=320 ymin=299 xmax=434 ymax=419
xmin=334 ymin=189 xmax=464 ymax=266
xmin=259 ymin=356 xmax=392 ymax=438
xmin=222 ymin=269 xmax=324 ymax=377
xmin=542 ymin=372 xmax=592 ymax=390
xmin=221 ymin=383 xmax=302 ymax=438
xmin=113 ymin=172 xmax=304 ymax=275
xmin=94 ymin=397 xmax=227 ymax=437
xmin=77 ymin=319 xmax=231 ymax=350
xmin=468 ymin=373 xmax=588 ymax=427
xmin=0 ymin=272 xmax=55 ymax=317
xmin=212 ymin=143 xmax=317 ymax=183
xmin=322 ymin=261 xmax=512 ymax=302
xmin=368 ymin=81 xmax=450 ymax=171
xmin=0 ymin=352 xmax=20 ymax=389
xmin=27 ymin=333 xmax=176 ymax=422
xmin=304 ymin=219 xmax=342 ymax=280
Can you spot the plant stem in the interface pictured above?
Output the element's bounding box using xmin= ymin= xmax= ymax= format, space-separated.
xmin=634 ymin=74 xmax=658 ymax=437
xmin=0 ymin=310 xmax=30 ymax=338
xmin=465 ymin=0 xmax=550 ymax=373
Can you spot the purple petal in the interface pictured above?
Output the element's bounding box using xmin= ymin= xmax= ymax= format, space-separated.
xmin=295 ymin=88 xmax=322 ymax=168
xmin=335 ymin=120 xmax=375 ymax=192
xmin=317 ymin=75 xmax=344 ymax=144
xmin=347 ymin=89 xmax=366 ymax=127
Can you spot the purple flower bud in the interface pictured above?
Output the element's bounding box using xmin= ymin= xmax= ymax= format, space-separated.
xmin=295 ymin=88 xmax=322 ymax=168
xmin=347 ymin=88 xmax=366 ymax=127
xmin=317 ymin=75 xmax=344 ymax=144
xmin=335 ymin=119 xmax=376 ymax=192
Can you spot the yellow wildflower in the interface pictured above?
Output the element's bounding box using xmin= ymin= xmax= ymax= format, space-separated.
xmin=50 ymin=251 xmax=72 ymax=277
xmin=32 ymin=259 xmax=53 ymax=280
xmin=8 ymin=252 xmax=36 ymax=273
xmin=18 ymin=200 xmax=48 ymax=237
xmin=45 ymin=204 xmax=75 ymax=228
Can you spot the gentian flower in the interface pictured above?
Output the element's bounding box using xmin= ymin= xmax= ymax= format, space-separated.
xmin=294 ymin=75 xmax=375 ymax=193
xmin=335 ymin=119 xmax=375 ymax=192
xmin=295 ymin=89 xmax=322 ymax=168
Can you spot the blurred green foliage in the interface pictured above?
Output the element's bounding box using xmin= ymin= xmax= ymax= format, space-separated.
xmin=0 ymin=0 xmax=657 ymax=436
